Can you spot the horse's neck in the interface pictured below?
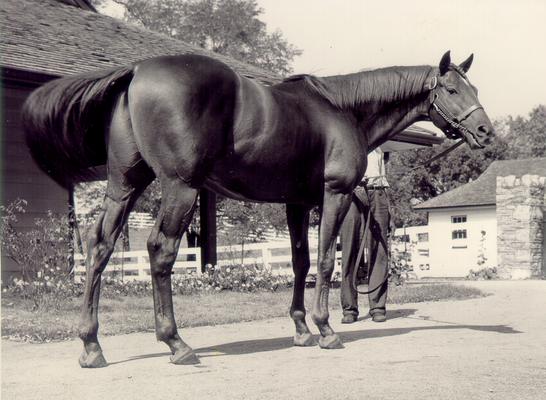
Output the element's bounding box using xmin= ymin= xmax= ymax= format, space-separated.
xmin=365 ymin=93 xmax=430 ymax=148
xmin=323 ymin=66 xmax=435 ymax=148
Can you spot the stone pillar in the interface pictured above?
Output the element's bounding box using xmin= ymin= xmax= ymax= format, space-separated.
xmin=496 ymin=175 xmax=545 ymax=279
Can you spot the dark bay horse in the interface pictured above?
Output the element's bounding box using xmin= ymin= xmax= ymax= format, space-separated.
xmin=23 ymin=51 xmax=494 ymax=367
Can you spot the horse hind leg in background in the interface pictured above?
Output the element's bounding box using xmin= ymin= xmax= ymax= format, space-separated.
xmin=79 ymin=93 xmax=155 ymax=368
xmin=286 ymin=204 xmax=316 ymax=347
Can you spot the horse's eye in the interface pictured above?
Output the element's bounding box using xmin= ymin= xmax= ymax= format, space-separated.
xmin=447 ymin=87 xmax=458 ymax=95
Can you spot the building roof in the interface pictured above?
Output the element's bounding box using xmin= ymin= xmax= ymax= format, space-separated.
xmin=1 ymin=0 xmax=278 ymax=84
xmin=414 ymin=157 xmax=546 ymax=210
xmin=382 ymin=125 xmax=444 ymax=152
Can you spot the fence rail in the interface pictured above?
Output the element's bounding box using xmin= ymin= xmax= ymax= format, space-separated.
xmin=74 ymin=241 xmax=342 ymax=281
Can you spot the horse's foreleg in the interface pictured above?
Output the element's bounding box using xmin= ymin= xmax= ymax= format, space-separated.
xmin=78 ymin=193 xmax=140 ymax=368
xmin=147 ymin=178 xmax=199 ymax=365
xmin=286 ymin=204 xmax=315 ymax=346
xmin=311 ymin=189 xmax=352 ymax=349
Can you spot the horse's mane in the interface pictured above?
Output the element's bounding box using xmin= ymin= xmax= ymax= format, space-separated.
xmin=284 ymin=66 xmax=435 ymax=110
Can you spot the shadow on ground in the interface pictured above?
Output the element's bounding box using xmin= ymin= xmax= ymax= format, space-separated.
xmin=108 ymin=308 xmax=521 ymax=366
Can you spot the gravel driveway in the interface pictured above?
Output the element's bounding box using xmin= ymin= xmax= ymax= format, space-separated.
xmin=2 ymin=281 xmax=546 ymax=400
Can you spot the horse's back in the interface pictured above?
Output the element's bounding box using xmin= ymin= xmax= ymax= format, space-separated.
xmin=124 ymin=54 xmax=350 ymax=204
xmin=127 ymin=54 xmax=240 ymax=184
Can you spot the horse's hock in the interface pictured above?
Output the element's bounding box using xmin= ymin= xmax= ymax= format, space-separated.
xmin=496 ymin=174 xmax=546 ymax=279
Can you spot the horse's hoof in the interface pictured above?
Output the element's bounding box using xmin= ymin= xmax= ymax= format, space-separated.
xmin=79 ymin=350 xmax=108 ymax=368
xmin=318 ymin=334 xmax=344 ymax=349
xmin=170 ymin=348 xmax=200 ymax=365
xmin=293 ymin=332 xmax=316 ymax=347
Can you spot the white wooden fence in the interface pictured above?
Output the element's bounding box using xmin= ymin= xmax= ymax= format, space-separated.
xmin=74 ymin=240 xmax=342 ymax=281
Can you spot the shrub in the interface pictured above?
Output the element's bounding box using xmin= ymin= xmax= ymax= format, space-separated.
xmin=3 ymin=263 xmax=294 ymax=310
xmin=1 ymin=199 xmax=76 ymax=310
xmin=100 ymin=264 xmax=293 ymax=297
xmin=388 ymin=242 xmax=415 ymax=286
xmin=466 ymin=267 xmax=498 ymax=280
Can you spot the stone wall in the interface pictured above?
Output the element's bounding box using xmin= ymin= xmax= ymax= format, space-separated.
xmin=496 ymin=175 xmax=545 ymax=279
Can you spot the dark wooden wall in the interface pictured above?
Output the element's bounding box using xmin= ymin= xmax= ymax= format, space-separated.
xmin=2 ymin=73 xmax=69 ymax=281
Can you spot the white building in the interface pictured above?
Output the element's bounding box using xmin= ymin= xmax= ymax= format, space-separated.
xmin=406 ymin=158 xmax=546 ymax=279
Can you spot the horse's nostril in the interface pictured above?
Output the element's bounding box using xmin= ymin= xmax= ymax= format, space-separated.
xmin=477 ymin=125 xmax=489 ymax=136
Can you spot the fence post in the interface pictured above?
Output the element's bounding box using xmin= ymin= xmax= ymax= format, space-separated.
xmin=138 ymin=253 xmax=147 ymax=279
xmin=195 ymin=248 xmax=202 ymax=276
xmin=263 ymin=244 xmax=275 ymax=271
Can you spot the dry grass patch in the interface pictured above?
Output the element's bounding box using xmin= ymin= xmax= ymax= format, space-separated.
xmin=1 ymin=283 xmax=484 ymax=343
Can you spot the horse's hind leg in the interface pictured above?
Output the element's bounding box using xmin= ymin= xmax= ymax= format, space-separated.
xmin=78 ymin=178 xmax=150 ymax=368
xmin=286 ymin=204 xmax=316 ymax=346
xmin=78 ymin=92 xmax=154 ymax=368
xmin=147 ymin=177 xmax=199 ymax=365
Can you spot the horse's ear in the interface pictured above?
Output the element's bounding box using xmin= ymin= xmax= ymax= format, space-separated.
xmin=459 ymin=54 xmax=474 ymax=73
xmin=439 ymin=51 xmax=451 ymax=75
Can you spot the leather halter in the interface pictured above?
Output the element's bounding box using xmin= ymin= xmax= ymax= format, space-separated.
xmin=428 ymin=71 xmax=484 ymax=140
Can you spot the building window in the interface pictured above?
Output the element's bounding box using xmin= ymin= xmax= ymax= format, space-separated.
xmin=452 ymin=229 xmax=467 ymax=239
xmin=417 ymin=232 xmax=429 ymax=242
xmin=451 ymin=215 xmax=467 ymax=224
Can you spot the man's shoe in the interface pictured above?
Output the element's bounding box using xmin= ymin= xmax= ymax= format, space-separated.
xmin=371 ymin=313 xmax=387 ymax=323
xmin=341 ymin=314 xmax=357 ymax=324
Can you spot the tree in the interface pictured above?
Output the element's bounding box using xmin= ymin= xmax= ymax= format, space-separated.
xmin=94 ymin=0 xmax=301 ymax=75
xmin=217 ymin=199 xmax=286 ymax=264
xmin=219 ymin=200 xmax=286 ymax=243
xmin=504 ymin=105 xmax=546 ymax=159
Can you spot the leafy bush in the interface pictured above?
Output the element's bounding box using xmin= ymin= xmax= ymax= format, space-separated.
xmin=1 ymin=199 xmax=76 ymax=310
xmin=388 ymin=240 xmax=415 ymax=285
xmin=100 ymin=264 xmax=293 ymax=298
xmin=3 ymin=263 xmax=294 ymax=311
xmin=466 ymin=267 xmax=498 ymax=280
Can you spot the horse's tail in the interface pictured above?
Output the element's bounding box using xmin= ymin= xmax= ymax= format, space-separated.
xmin=22 ymin=66 xmax=134 ymax=188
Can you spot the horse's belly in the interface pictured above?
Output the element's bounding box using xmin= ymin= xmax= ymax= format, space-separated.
xmin=205 ymin=162 xmax=320 ymax=204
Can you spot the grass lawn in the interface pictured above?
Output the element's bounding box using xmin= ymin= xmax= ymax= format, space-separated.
xmin=1 ymin=283 xmax=484 ymax=343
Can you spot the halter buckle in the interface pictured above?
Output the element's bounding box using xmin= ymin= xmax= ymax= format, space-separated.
xmin=428 ymin=76 xmax=438 ymax=91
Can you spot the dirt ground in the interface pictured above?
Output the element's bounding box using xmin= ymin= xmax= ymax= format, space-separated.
xmin=2 ymin=281 xmax=546 ymax=400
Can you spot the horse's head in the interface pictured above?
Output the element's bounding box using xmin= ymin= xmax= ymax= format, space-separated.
xmin=428 ymin=51 xmax=494 ymax=149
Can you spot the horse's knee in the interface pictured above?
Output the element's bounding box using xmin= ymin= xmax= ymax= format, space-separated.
xmin=147 ymin=239 xmax=176 ymax=277
xmin=318 ymin=258 xmax=335 ymax=277
xmin=84 ymin=239 xmax=115 ymax=276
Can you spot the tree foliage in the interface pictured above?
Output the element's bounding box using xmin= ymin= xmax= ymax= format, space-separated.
xmin=95 ymin=0 xmax=301 ymax=75
xmin=504 ymin=105 xmax=546 ymax=159
xmin=219 ymin=200 xmax=286 ymax=244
